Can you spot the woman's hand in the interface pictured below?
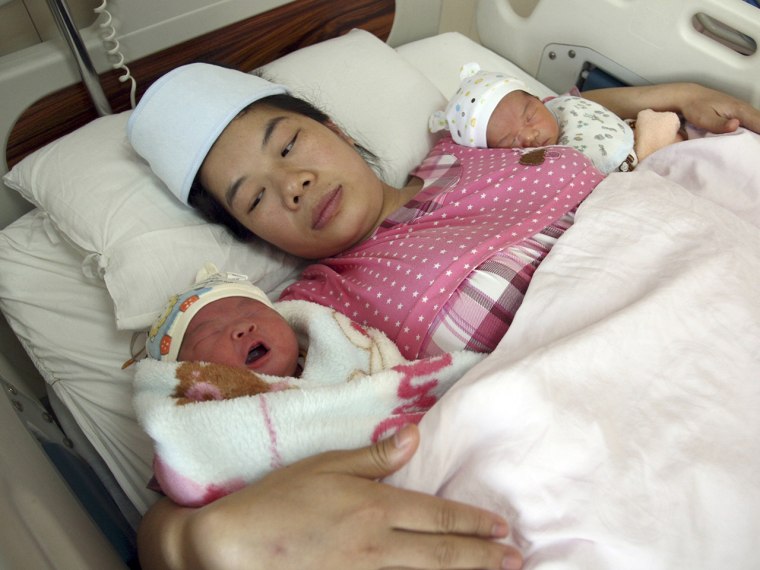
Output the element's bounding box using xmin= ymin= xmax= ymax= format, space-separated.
xmin=138 ymin=424 xmax=523 ymax=570
xmin=676 ymin=83 xmax=760 ymax=134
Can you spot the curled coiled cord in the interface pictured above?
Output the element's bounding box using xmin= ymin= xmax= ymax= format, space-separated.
xmin=94 ymin=0 xmax=137 ymax=108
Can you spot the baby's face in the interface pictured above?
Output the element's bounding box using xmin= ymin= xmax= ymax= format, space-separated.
xmin=178 ymin=296 xmax=299 ymax=377
xmin=486 ymin=90 xmax=559 ymax=149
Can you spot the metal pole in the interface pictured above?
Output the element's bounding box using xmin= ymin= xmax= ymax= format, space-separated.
xmin=45 ymin=0 xmax=112 ymax=116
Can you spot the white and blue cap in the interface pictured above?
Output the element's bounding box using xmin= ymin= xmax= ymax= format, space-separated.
xmin=147 ymin=263 xmax=275 ymax=362
xmin=127 ymin=63 xmax=288 ymax=205
xmin=429 ymin=62 xmax=528 ymax=148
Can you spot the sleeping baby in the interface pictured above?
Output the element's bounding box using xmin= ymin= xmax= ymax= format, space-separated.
xmin=430 ymin=62 xmax=685 ymax=174
xmin=132 ymin=264 xmax=484 ymax=506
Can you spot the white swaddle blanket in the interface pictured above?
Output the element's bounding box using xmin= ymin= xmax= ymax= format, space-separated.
xmin=133 ymin=299 xmax=484 ymax=507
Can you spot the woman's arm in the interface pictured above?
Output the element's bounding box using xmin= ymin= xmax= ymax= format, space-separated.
xmin=138 ymin=424 xmax=523 ymax=570
xmin=583 ymin=82 xmax=760 ymax=134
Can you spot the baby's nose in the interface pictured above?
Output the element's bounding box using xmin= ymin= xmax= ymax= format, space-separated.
xmin=233 ymin=322 xmax=257 ymax=338
xmin=521 ymin=129 xmax=537 ymax=147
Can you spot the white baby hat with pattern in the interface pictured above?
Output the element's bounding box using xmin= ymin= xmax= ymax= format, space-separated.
xmin=429 ymin=62 xmax=528 ymax=148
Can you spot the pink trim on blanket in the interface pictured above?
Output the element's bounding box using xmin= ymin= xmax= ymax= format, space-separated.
xmin=371 ymin=354 xmax=453 ymax=442
xmin=259 ymin=395 xmax=283 ymax=469
xmin=153 ymin=454 xmax=245 ymax=507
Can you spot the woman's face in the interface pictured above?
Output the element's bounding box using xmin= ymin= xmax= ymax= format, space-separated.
xmin=178 ymin=296 xmax=299 ymax=377
xmin=486 ymin=90 xmax=560 ymax=148
xmin=199 ymin=105 xmax=389 ymax=259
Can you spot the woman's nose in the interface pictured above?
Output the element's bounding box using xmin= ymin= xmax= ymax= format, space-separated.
xmin=280 ymin=170 xmax=313 ymax=209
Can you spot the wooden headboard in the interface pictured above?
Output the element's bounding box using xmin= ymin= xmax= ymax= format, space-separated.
xmin=6 ymin=0 xmax=395 ymax=168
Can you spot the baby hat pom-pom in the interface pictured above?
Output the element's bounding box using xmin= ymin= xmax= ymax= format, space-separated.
xmin=459 ymin=62 xmax=481 ymax=79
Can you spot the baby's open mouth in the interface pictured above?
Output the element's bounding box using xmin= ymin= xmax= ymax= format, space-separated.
xmin=246 ymin=343 xmax=269 ymax=365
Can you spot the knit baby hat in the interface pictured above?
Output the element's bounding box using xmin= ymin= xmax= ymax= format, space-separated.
xmin=429 ymin=62 xmax=528 ymax=148
xmin=146 ymin=263 xmax=275 ymax=362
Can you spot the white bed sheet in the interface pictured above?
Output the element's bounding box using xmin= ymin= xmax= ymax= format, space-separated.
xmin=0 ymin=211 xmax=157 ymax=514
xmin=387 ymin=128 xmax=760 ymax=569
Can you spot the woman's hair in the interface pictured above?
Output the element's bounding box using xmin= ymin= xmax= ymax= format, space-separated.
xmin=188 ymin=93 xmax=380 ymax=241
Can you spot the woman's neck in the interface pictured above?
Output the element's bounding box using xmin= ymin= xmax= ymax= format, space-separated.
xmin=379 ymin=176 xmax=423 ymax=220
xmin=357 ymin=177 xmax=424 ymax=245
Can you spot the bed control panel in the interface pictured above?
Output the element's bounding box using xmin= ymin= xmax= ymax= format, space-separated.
xmin=1 ymin=376 xmax=70 ymax=448
xmin=1 ymin=374 xmax=138 ymax=565
xmin=536 ymin=43 xmax=648 ymax=93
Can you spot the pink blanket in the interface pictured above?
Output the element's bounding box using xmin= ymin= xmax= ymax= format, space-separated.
xmin=387 ymin=129 xmax=760 ymax=570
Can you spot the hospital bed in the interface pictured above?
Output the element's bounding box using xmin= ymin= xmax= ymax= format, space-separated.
xmin=0 ymin=0 xmax=759 ymax=568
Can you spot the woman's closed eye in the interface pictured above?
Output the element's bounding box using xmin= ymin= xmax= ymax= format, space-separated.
xmin=281 ymin=132 xmax=298 ymax=157
xmin=248 ymin=189 xmax=264 ymax=213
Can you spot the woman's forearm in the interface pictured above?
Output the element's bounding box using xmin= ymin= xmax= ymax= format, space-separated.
xmin=583 ymin=81 xmax=760 ymax=134
xmin=581 ymin=82 xmax=695 ymax=120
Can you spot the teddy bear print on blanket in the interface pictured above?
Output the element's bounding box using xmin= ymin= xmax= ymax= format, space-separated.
xmin=172 ymin=361 xmax=275 ymax=404
xmin=133 ymin=300 xmax=485 ymax=507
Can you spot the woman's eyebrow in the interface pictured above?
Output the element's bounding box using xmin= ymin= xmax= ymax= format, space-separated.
xmin=262 ymin=116 xmax=286 ymax=149
xmin=225 ymin=177 xmax=245 ymax=208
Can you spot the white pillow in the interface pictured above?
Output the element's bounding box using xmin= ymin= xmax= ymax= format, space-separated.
xmin=0 ymin=210 xmax=157 ymax=514
xmin=2 ymin=112 xmax=304 ymax=330
xmin=396 ymin=32 xmax=556 ymax=100
xmin=2 ymin=29 xmax=446 ymax=330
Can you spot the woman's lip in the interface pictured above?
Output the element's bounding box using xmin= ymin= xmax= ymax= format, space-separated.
xmin=312 ymin=186 xmax=342 ymax=230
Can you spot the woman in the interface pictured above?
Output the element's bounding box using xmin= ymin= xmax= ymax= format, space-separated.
xmin=130 ymin=65 xmax=760 ymax=362
xmin=129 ymin=64 xmax=760 ymax=569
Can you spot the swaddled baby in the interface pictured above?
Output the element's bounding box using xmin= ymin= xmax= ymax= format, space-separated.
xmin=133 ymin=264 xmax=485 ymax=506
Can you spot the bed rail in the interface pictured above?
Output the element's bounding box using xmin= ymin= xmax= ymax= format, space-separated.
xmin=476 ymin=0 xmax=760 ymax=104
